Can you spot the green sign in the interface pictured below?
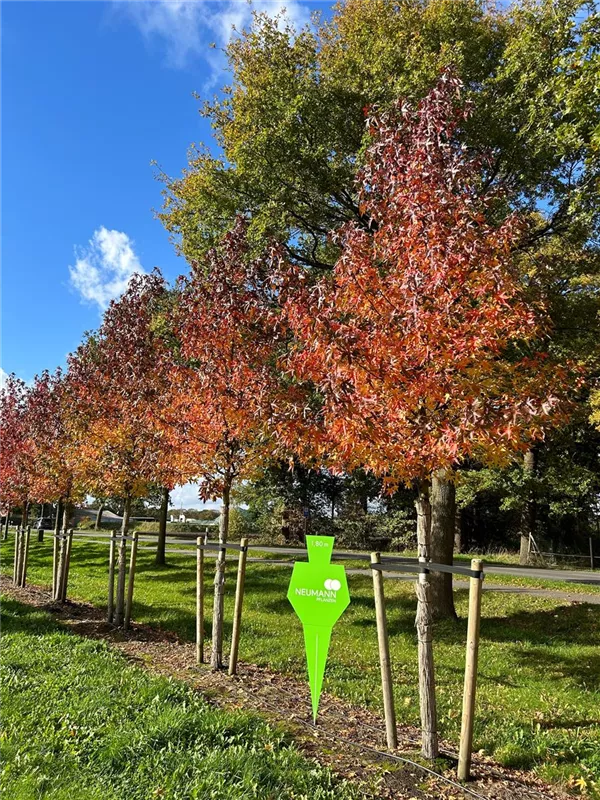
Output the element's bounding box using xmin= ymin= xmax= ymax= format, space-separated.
xmin=287 ymin=535 xmax=350 ymax=721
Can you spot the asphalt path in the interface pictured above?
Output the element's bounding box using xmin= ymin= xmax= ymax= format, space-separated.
xmin=57 ymin=532 xmax=600 ymax=601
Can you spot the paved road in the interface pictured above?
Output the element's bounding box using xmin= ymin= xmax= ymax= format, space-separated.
xmin=62 ymin=532 xmax=600 ymax=598
xmin=246 ymin=545 xmax=600 ymax=587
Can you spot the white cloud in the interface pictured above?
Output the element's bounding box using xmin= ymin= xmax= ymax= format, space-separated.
xmin=119 ymin=0 xmax=312 ymax=73
xmin=0 ymin=368 xmax=8 ymax=390
xmin=69 ymin=226 xmax=145 ymax=310
xmin=170 ymin=482 xmax=222 ymax=510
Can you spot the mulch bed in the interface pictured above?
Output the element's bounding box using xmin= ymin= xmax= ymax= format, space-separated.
xmin=1 ymin=576 xmax=569 ymax=800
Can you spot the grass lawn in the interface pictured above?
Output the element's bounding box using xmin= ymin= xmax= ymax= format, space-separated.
xmin=0 ymin=597 xmax=361 ymax=800
xmin=2 ymin=535 xmax=599 ymax=796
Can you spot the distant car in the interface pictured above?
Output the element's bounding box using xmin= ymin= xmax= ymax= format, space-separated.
xmin=34 ymin=517 xmax=54 ymax=530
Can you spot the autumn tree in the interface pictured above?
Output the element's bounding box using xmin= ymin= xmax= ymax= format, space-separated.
xmin=0 ymin=376 xmax=34 ymax=529
xmin=67 ymin=271 xmax=181 ymax=624
xmin=284 ymin=71 xmax=571 ymax=618
xmin=170 ymin=219 xmax=303 ymax=669
xmin=160 ymin=1 xmax=598 ymax=269
xmin=26 ymin=369 xmax=83 ymax=533
xmin=160 ymin=0 xmax=599 ymax=568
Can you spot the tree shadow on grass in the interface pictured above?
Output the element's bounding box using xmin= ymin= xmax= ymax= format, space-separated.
xmin=478 ymin=603 xmax=598 ymax=647
xmin=1 ymin=596 xmax=61 ymax=636
xmin=514 ymin=644 xmax=600 ymax=692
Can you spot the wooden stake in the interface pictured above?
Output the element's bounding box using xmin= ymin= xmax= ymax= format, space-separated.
xmin=55 ymin=532 xmax=66 ymax=601
xmin=196 ymin=535 xmax=205 ymax=664
xmin=458 ymin=559 xmax=483 ymax=782
xmin=107 ymin=530 xmax=117 ymax=623
xmin=17 ymin=526 xmax=28 ymax=587
xmin=228 ymin=538 xmax=248 ymax=676
xmin=114 ymin=533 xmax=127 ymax=627
xmin=124 ymin=531 xmax=139 ymax=631
xmin=52 ymin=532 xmax=59 ymax=599
xmin=115 ymin=496 xmax=132 ymax=627
xmin=13 ymin=527 xmax=21 ymax=584
xmin=371 ymin=552 xmax=398 ymax=749
xmin=21 ymin=526 xmax=31 ymax=587
xmin=60 ymin=529 xmax=73 ymax=602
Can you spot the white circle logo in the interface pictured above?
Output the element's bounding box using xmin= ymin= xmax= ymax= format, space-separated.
xmin=324 ymin=579 xmax=341 ymax=591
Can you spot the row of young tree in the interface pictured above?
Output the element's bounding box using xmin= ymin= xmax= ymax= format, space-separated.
xmin=2 ymin=68 xmax=584 ymax=627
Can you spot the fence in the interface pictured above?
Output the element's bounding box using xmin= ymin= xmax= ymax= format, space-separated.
xmin=6 ymin=527 xmax=488 ymax=780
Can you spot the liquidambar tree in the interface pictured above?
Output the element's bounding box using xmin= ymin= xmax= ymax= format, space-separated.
xmin=171 ymin=219 xmax=303 ymax=670
xmin=284 ymin=71 xmax=571 ymax=755
xmin=0 ymin=375 xmax=34 ymax=532
xmin=27 ymin=370 xmax=81 ymax=531
xmin=67 ymin=272 xmax=180 ymax=625
xmin=160 ymin=0 xmax=598 ymax=615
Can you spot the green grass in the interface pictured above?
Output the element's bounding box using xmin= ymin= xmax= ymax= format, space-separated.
xmin=0 ymin=597 xmax=361 ymax=800
xmin=3 ymin=536 xmax=600 ymax=796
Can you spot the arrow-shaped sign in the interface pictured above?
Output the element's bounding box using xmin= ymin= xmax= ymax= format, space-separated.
xmin=287 ymin=535 xmax=350 ymax=721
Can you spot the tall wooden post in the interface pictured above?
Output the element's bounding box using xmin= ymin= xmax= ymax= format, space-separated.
xmin=123 ymin=530 xmax=137 ymax=628
xmin=196 ymin=535 xmax=205 ymax=664
xmin=52 ymin=532 xmax=59 ymax=599
xmin=114 ymin=533 xmax=128 ymax=627
xmin=55 ymin=532 xmax=66 ymax=600
xmin=18 ymin=526 xmax=28 ymax=587
xmin=13 ymin=528 xmax=21 ymax=584
xmin=211 ymin=481 xmax=231 ymax=670
xmin=115 ymin=495 xmax=131 ymax=627
xmin=458 ymin=559 xmax=484 ymax=782
xmin=371 ymin=552 xmax=398 ymax=749
xmin=21 ymin=526 xmax=32 ymax=587
xmin=60 ymin=529 xmax=74 ymax=602
xmin=124 ymin=531 xmax=139 ymax=631
xmin=228 ymin=538 xmax=248 ymax=676
xmin=107 ymin=530 xmax=117 ymax=623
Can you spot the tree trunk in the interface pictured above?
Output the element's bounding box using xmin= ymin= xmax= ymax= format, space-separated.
xmin=519 ymin=449 xmax=537 ymax=565
xmin=114 ymin=495 xmax=131 ymax=626
xmin=211 ymin=480 xmax=231 ymax=670
xmin=454 ymin=507 xmax=464 ymax=554
xmin=155 ymin=487 xmax=169 ymax=566
xmin=54 ymin=501 xmax=71 ymax=601
xmin=281 ymin=506 xmax=291 ymax=543
xmin=22 ymin=500 xmax=30 ymax=530
xmin=430 ymin=470 xmax=457 ymax=621
xmin=55 ymin=500 xmax=63 ymax=538
xmin=61 ymin=501 xmax=71 ymax=531
xmin=94 ymin=503 xmax=105 ymax=530
xmin=414 ymin=480 xmax=438 ymax=759
xmin=3 ymin=508 xmax=10 ymax=540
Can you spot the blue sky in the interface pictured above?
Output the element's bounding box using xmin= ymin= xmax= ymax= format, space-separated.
xmin=2 ymin=0 xmax=326 ymax=507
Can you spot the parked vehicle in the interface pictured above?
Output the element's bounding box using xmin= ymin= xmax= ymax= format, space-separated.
xmin=34 ymin=517 xmax=54 ymax=530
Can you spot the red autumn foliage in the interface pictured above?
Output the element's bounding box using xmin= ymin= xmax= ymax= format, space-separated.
xmin=27 ymin=369 xmax=81 ymax=508
xmin=66 ymin=271 xmax=180 ymax=504
xmin=0 ymin=375 xmax=34 ymax=511
xmin=169 ymin=217 xmax=304 ymax=499
xmin=283 ymin=69 xmax=571 ymax=487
